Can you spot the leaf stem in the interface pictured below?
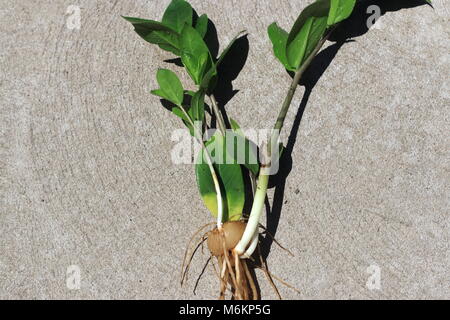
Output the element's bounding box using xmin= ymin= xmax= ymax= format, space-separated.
xmin=234 ymin=30 xmax=333 ymax=255
xmin=272 ymin=32 xmax=332 ymax=142
xmin=178 ymin=105 xmax=224 ymax=229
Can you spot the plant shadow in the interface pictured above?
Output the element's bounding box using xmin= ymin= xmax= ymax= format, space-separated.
xmin=213 ymin=34 xmax=249 ymax=126
xmin=162 ymin=16 xmax=250 ymax=143
xmin=260 ymin=0 xmax=431 ymax=261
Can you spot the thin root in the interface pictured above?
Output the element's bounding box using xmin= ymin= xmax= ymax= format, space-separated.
xmin=180 ymin=222 xmax=216 ymax=284
xmin=243 ymin=259 xmax=258 ymax=300
xmin=257 ymin=244 xmax=282 ymax=300
xmin=193 ymin=256 xmax=211 ymax=295
xmin=269 ymin=272 xmax=301 ymax=294
xmin=257 ymin=244 xmax=300 ymax=297
xmin=259 ymin=224 xmax=294 ymax=257
xmin=181 ymin=236 xmax=207 ymax=286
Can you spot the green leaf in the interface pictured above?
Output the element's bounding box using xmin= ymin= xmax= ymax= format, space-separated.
xmin=216 ymin=30 xmax=247 ymax=67
xmin=228 ymin=119 xmax=259 ymax=176
xmin=162 ymin=0 xmax=193 ymax=33
xmin=153 ymin=69 xmax=184 ymax=106
xmin=122 ymin=16 xmax=181 ymax=55
xmin=195 ymin=14 xmax=209 ymax=38
xmin=286 ymin=0 xmax=330 ymax=70
xmin=180 ymin=24 xmax=214 ymax=85
xmin=327 ymin=0 xmax=356 ymax=26
xmin=150 ymin=88 xmax=167 ymax=99
xmin=172 ymin=106 xmax=188 ymax=121
xmin=196 ymin=134 xmax=245 ymax=221
xmin=172 ymin=107 xmax=195 ymax=136
xmin=268 ymin=23 xmax=294 ymax=71
xmin=191 ymin=90 xmax=205 ymax=123
xmin=200 ymin=64 xmax=217 ymax=92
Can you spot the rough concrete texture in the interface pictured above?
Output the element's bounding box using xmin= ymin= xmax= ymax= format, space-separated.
xmin=1 ymin=0 xmax=449 ymax=299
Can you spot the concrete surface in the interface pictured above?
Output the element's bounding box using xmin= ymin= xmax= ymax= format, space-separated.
xmin=1 ymin=0 xmax=449 ymax=299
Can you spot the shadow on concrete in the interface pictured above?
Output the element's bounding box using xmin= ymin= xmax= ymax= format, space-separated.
xmin=260 ymin=0 xmax=431 ymax=261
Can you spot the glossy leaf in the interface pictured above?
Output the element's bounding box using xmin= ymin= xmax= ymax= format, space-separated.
xmin=151 ymin=69 xmax=184 ymax=106
xmin=191 ymin=90 xmax=205 ymax=123
xmin=286 ymin=0 xmax=330 ymax=70
xmin=180 ymin=25 xmax=214 ymax=85
xmin=171 ymin=107 xmax=195 ymax=136
xmin=122 ymin=16 xmax=181 ymax=55
xmin=169 ymin=90 xmax=206 ymax=137
xmin=327 ymin=0 xmax=356 ymax=26
xmin=195 ymin=14 xmax=209 ymax=38
xmin=268 ymin=23 xmax=294 ymax=71
xmin=196 ymin=134 xmax=245 ymax=222
xmin=200 ymin=64 xmax=217 ymax=92
xmin=162 ymin=0 xmax=193 ymax=33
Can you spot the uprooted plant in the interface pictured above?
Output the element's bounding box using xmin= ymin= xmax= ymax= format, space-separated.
xmin=123 ymin=0 xmax=432 ymax=299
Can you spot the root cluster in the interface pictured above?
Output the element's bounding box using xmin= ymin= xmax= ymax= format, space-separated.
xmin=214 ymin=232 xmax=258 ymax=300
xmin=181 ymin=221 xmax=299 ymax=300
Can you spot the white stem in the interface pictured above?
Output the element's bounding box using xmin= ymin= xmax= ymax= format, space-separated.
xmin=234 ymin=173 xmax=269 ymax=254
xmin=179 ymin=106 xmax=224 ymax=229
xmin=240 ymin=231 xmax=258 ymax=259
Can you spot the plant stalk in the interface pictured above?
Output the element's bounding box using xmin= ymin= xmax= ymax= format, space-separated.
xmin=234 ymin=31 xmax=332 ymax=255
xmin=178 ymin=105 xmax=224 ymax=229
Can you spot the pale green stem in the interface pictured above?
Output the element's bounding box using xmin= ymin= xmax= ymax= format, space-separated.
xmin=178 ymin=105 xmax=224 ymax=229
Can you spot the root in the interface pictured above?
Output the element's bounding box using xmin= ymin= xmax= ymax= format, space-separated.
xmin=243 ymin=260 xmax=258 ymax=300
xmin=181 ymin=236 xmax=207 ymax=286
xmin=206 ymin=230 xmax=258 ymax=300
xmin=193 ymin=256 xmax=211 ymax=295
xmin=222 ymin=240 xmax=238 ymax=295
xmin=218 ymin=257 xmax=227 ymax=300
xmin=234 ymin=251 xmax=242 ymax=298
xmin=182 ymin=222 xmax=298 ymax=300
xmin=259 ymin=224 xmax=294 ymax=257
xmin=257 ymin=244 xmax=282 ymax=299
xmin=180 ymin=222 xmax=216 ymax=285
xmin=268 ymin=272 xmax=301 ymax=294
xmin=256 ymin=244 xmax=300 ymax=298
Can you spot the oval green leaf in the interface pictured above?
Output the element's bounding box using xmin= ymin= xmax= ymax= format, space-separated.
xmin=122 ymin=16 xmax=181 ymax=55
xmin=328 ymin=0 xmax=356 ymax=26
xmin=180 ymin=24 xmax=214 ymax=85
xmin=195 ymin=134 xmax=245 ymax=222
xmin=195 ymin=14 xmax=209 ymax=38
xmin=153 ymin=69 xmax=184 ymax=106
xmin=268 ymin=23 xmax=294 ymax=71
xmin=162 ymin=0 xmax=193 ymax=33
xmin=191 ymin=89 xmax=206 ymax=124
xmin=286 ymin=0 xmax=330 ymax=70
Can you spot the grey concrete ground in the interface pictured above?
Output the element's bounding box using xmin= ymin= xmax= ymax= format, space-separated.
xmin=1 ymin=0 xmax=449 ymax=299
